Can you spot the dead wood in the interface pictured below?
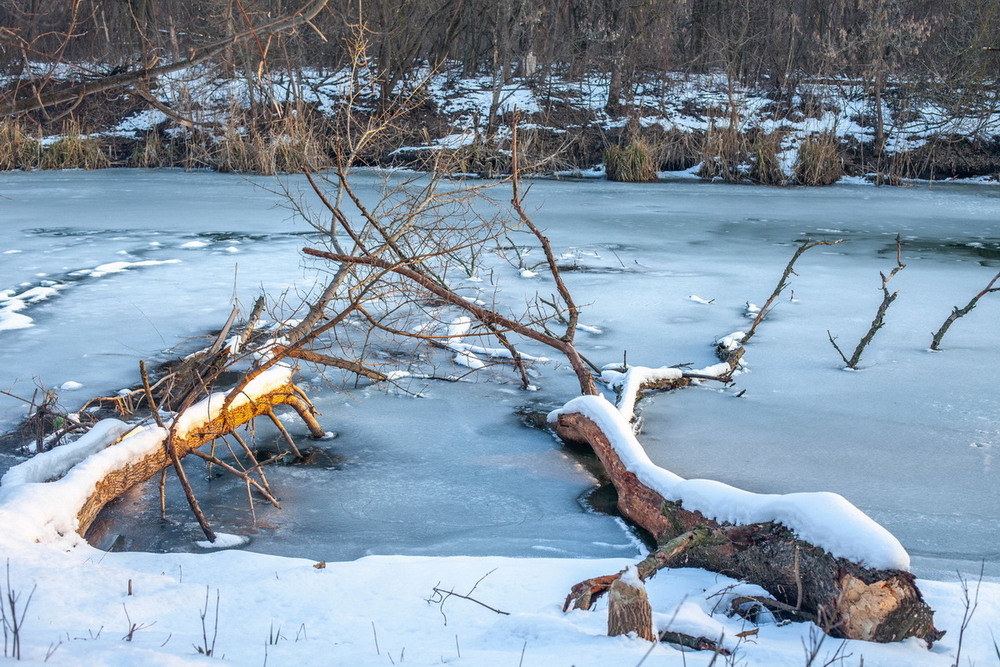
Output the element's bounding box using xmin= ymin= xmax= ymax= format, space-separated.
xmin=741 ymin=239 xmax=846 ymax=345
xmin=658 ymin=630 xmax=730 ymax=654
xmin=829 ymin=235 xmax=906 ymax=369
xmin=553 ymin=410 xmax=941 ymax=645
xmin=607 ymin=574 xmax=655 ymax=641
xmin=929 ymin=270 xmax=1000 ymax=350
xmin=301 ymin=247 xmax=600 ymax=396
xmin=76 ymin=381 xmax=321 ymax=535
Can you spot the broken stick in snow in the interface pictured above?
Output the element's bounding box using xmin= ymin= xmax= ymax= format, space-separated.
xmin=829 ymin=235 xmax=906 ymax=369
xmin=741 ymin=238 xmax=846 ymax=345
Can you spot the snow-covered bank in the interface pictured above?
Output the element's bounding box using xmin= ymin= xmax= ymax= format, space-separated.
xmin=6 ymin=64 xmax=1000 ymax=181
xmin=0 ymin=536 xmax=997 ymax=666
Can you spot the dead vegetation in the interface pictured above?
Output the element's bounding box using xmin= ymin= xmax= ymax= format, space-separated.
xmin=605 ymin=139 xmax=657 ymax=182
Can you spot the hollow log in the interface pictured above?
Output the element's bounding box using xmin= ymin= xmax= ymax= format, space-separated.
xmin=553 ymin=410 xmax=941 ymax=645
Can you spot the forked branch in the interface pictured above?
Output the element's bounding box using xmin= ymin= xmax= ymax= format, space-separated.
xmin=929 ymin=270 xmax=1000 ymax=350
xmin=829 ymin=235 xmax=906 ymax=369
xmin=742 ymin=238 xmax=846 ymax=344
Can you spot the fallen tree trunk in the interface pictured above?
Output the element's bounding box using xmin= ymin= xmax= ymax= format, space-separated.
xmin=78 ymin=381 xmax=322 ymax=535
xmin=552 ymin=400 xmax=941 ymax=645
xmin=0 ymin=367 xmax=323 ymax=543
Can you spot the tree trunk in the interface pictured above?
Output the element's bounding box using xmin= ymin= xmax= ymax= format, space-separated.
xmin=553 ymin=410 xmax=941 ymax=645
xmin=76 ymin=380 xmax=322 ymax=534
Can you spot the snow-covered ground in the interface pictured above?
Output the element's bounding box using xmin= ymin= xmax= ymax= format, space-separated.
xmin=1 ymin=169 xmax=998 ymax=665
xmin=13 ymin=63 xmax=1000 ymax=180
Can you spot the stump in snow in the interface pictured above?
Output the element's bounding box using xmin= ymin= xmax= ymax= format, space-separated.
xmin=607 ymin=568 xmax=655 ymax=641
xmin=553 ymin=404 xmax=941 ymax=645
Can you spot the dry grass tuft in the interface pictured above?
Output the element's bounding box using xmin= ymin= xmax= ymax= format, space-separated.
xmin=40 ymin=119 xmax=110 ymax=170
xmin=215 ymin=105 xmax=329 ymax=174
xmin=605 ymin=139 xmax=656 ymax=182
xmin=0 ymin=120 xmax=42 ymax=170
xmin=795 ymin=132 xmax=844 ymax=185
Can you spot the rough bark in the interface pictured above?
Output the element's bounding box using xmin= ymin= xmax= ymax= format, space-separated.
xmin=607 ymin=575 xmax=655 ymax=641
xmin=76 ymin=382 xmax=322 ymax=535
xmin=553 ymin=411 xmax=941 ymax=645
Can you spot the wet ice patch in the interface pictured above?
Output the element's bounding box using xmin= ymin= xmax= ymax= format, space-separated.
xmin=0 ymin=259 xmax=181 ymax=333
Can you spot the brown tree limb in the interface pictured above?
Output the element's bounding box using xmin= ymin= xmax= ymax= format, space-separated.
xmin=828 ymin=235 xmax=906 ymax=369
xmin=741 ymin=239 xmax=846 ymax=345
xmin=265 ymin=407 xmax=304 ymax=459
xmin=929 ymin=270 xmax=1000 ymax=350
xmin=187 ymin=449 xmax=281 ymax=508
xmin=302 ymin=247 xmax=599 ymax=395
xmin=277 ymin=346 xmax=389 ymax=382
xmin=659 ymin=631 xmax=730 ymax=654
xmin=510 ymin=117 xmax=582 ymax=344
xmin=553 ymin=410 xmax=941 ymax=644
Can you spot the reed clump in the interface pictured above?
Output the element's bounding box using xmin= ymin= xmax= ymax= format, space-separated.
xmin=699 ymin=124 xmax=742 ymax=181
xmin=0 ymin=120 xmax=42 ymax=170
xmin=794 ymin=132 xmax=844 ymax=185
xmin=40 ymin=119 xmax=110 ymax=170
xmin=747 ymin=131 xmax=786 ymax=185
xmin=700 ymin=125 xmax=788 ymax=185
xmin=129 ymin=131 xmax=174 ymax=168
xmin=216 ymin=105 xmax=329 ymax=174
xmin=605 ymin=139 xmax=656 ymax=182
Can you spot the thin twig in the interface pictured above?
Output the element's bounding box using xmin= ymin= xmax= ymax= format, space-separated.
xmin=742 ymin=238 xmax=846 ymax=344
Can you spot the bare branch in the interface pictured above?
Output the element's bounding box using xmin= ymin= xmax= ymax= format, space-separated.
xmin=930 ymin=270 xmax=1000 ymax=350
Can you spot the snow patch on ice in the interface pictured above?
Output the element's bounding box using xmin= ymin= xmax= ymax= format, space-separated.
xmin=196 ymin=533 xmax=250 ymax=549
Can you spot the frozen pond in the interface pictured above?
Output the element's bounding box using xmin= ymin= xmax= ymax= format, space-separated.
xmin=1 ymin=169 xmax=998 ymax=581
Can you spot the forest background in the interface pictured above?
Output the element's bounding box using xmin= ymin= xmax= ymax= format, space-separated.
xmin=2 ymin=0 xmax=1000 ymax=182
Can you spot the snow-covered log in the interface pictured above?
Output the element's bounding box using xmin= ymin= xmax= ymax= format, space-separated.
xmin=552 ymin=395 xmax=940 ymax=645
xmin=0 ymin=366 xmax=323 ymax=543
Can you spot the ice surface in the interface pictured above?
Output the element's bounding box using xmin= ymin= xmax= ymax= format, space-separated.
xmin=1 ymin=170 xmax=998 ymax=581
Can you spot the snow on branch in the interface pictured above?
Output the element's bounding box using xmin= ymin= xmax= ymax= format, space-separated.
xmin=549 ymin=395 xmax=909 ymax=571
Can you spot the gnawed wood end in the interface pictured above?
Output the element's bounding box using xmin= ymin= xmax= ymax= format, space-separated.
xmin=607 ymin=575 xmax=655 ymax=641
